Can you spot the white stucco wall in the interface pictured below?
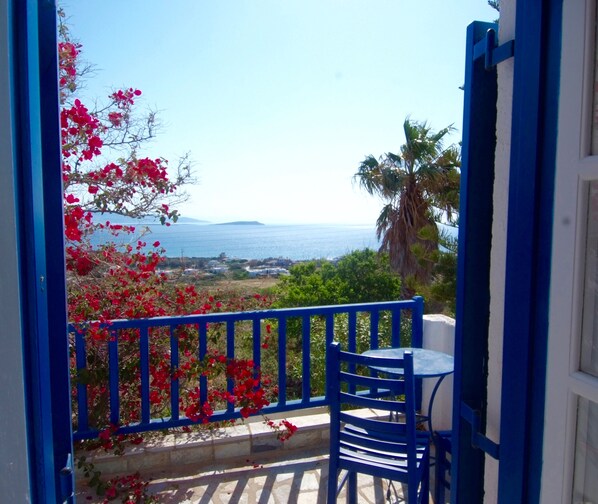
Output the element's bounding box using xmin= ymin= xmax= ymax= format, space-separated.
xmin=485 ymin=0 xmax=516 ymax=502
xmin=422 ymin=314 xmax=455 ymax=432
xmin=0 ymin=1 xmax=32 ymax=501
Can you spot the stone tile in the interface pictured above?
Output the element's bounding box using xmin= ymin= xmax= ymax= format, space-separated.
xmin=296 ymin=490 xmax=323 ymax=504
xmin=212 ymin=424 xmax=251 ymax=460
xmin=121 ymin=443 xmax=146 ymax=457
xmin=212 ymin=423 xmax=251 ymax=444
xmin=248 ymin=420 xmax=282 ymax=454
xmin=215 ymin=476 xmax=251 ymax=504
xmin=294 ymin=471 xmax=320 ymax=492
xmin=288 ymin=412 xmax=330 ymax=429
xmin=85 ymin=455 xmax=128 ymax=476
xmin=127 ymin=450 xmax=170 ymax=472
xmin=88 ymin=448 xmax=123 ymax=463
xmin=271 ymin=481 xmax=294 ymax=503
xmin=283 ymin=426 xmax=322 ymax=450
xmin=174 ymin=429 xmax=213 ymax=448
xmin=357 ymin=476 xmax=392 ymax=503
xmin=143 ymin=433 xmax=177 ymax=452
xmin=214 ymin=438 xmax=250 ymax=460
xmin=171 ymin=442 xmax=214 ymax=466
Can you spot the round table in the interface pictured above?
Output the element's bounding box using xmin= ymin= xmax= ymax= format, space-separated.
xmin=362 ymin=347 xmax=454 ymax=378
xmin=361 ymin=347 xmax=454 ymax=433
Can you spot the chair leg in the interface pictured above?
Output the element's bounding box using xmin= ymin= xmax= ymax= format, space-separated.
xmin=434 ymin=432 xmax=451 ymax=504
xmin=421 ymin=471 xmax=430 ymax=504
xmin=347 ymin=471 xmax=357 ymax=504
xmin=423 ymin=449 xmax=431 ymax=504
xmin=327 ymin=461 xmax=338 ymax=503
xmin=434 ymin=445 xmax=444 ymax=504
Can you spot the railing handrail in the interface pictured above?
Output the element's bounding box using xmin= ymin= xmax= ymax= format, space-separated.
xmin=68 ymin=298 xmax=420 ymax=331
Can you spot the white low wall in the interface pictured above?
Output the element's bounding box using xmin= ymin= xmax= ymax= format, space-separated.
xmin=422 ymin=314 xmax=455 ymax=432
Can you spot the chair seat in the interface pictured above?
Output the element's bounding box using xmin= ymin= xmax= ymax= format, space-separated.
xmin=338 ymin=427 xmax=430 ymax=480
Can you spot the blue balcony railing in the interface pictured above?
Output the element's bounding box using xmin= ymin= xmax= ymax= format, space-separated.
xmin=70 ymin=297 xmax=423 ymax=441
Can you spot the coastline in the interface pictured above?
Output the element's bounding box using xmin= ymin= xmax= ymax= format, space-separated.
xmin=92 ymin=223 xmax=380 ymax=261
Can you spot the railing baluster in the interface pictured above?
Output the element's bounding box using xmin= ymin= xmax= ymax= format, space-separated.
xmin=252 ymin=318 xmax=261 ymax=383
xmin=170 ymin=326 xmax=179 ymax=422
xmin=392 ymin=307 xmax=401 ymax=347
xmin=325 ymin=313 xmax=334 ymax=350
xmin=278 ymin=317 xmax=287 ymax=407
xmin=227 ymin=320 xmax=235 ymax=414
xmin=348 ymin=310 xmax=357 ymax=353
xmin=139 ymin=326 xmax=150 ymax=425
xmin=412 ymin=296 xmax=424 ymax=348
xmin=108 ymin=330 xmax=120 ymax=427
xmin=412 ymin=297 xmax=424 ymax=410
xmin=370 ymin=310 xmax=379 ymax=349
xmin=75 ymin=329 xmax=89 ymax=433
xmin=325 ymin=313 xmax=334 ymax=402
xmin=302 ymin=315 xmax=311 ymax=404
xmin=199 ymin=322 xmax=208 ymax=408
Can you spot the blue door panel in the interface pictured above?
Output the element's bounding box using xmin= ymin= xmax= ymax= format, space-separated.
xmin=12 ymin=0 xmax=74 ymax=501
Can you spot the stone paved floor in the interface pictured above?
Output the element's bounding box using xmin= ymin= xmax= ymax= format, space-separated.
xmin=76 ymin=447 xmax=412 ymax=503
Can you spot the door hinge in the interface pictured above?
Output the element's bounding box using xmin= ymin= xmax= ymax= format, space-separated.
xmin=59 ymin=453 xmax=74 ymax=503
xmin=473 ymin=28 xmax=515 ymax=70
xmin=461 ymin=401 xmax=500 ymax=459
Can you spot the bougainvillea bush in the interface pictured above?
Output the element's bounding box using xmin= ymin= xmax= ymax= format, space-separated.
xmin=59 ymin=10 xmax=295 ymax=502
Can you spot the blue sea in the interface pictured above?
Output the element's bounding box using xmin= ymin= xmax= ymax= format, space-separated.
xmin=96 ymin=223 xmax=381 ymax=260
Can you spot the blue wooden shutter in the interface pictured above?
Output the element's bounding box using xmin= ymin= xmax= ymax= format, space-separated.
xmin=454 ymin=2 xmax=563 ymax=502
xmin=12 ymin=1 xmax=74 ymax=501
xmin=498 ymin=0 xmax=561 ymax=502
xmin=451 ymin=21 xmax=504 ymax=503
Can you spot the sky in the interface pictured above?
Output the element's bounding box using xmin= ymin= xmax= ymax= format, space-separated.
xmin=63 ymin=1 xmax=497 ymax=225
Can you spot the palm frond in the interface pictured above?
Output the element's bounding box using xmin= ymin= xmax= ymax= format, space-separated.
xmin=354 ymin=155 xmax=384 ymax=197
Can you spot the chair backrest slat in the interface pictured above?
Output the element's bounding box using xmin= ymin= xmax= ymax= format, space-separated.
xmin=337 ymin=350 xmax=406 ymax=369
xmin=338 ymin=412 xmax=408 ymax=436
xmin=339 ymin=392 xmax=408 ymax=414
xmin=339 ymin=370 xmax=406 ymax=395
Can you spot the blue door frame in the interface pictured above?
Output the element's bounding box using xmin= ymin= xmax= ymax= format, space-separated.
xmin=498 ymin=1 xmax=561 ymax=503
xmin=453 ymin=2 xmax=562 ymax=503
xmin=12 ymin=1 xmax=564 ymax=502
xmin=451 ymin=20 xmax=501 ymax=504
xmin=12 ymin=0 xmax=74 ymax=501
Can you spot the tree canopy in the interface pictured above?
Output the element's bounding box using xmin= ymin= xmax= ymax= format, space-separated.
xmin=273 ymin=249 xmax=402 ymax=308
xmin=354 ymin=118 xmax=460 ymax=288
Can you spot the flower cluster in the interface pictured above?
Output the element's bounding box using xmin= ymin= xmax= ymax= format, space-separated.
xmin=179 ymin=353 xmax=273 ymax=423
xmin=265 ymin=418 xmax=299 ymax=442
xmin=59 ymin=27 xmax=186 ymax=243
xmin=77 ymin=456 xmax=156 ymax=503
xmin=102 ymin=472 xmax=156 ymax=504
xmin=58 ymin=40 xmax=80 ymax=101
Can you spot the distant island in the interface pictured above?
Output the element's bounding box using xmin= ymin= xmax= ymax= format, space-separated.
xmin=215 ymin=221 xmax=265 ymax=226
xmin=90 ymin=212 xmax=210 ymax=225
xmin=176 ymin=217 xmax=211 ymax=224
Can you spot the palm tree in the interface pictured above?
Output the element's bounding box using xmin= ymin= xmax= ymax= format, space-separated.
xmin=355 ymin=118 xmax=460 ymax=286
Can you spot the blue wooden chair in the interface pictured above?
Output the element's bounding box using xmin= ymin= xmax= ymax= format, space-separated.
xmin=433 ymin=430 xmax=451 ymax=504
xmin=326 ymin=342 xmax=430 ymax=504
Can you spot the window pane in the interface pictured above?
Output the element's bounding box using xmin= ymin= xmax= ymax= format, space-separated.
xmin=581 ymin=182 xmax=598 ymax=377
xmin=572 ymin=396 xmax=598 ymax=503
